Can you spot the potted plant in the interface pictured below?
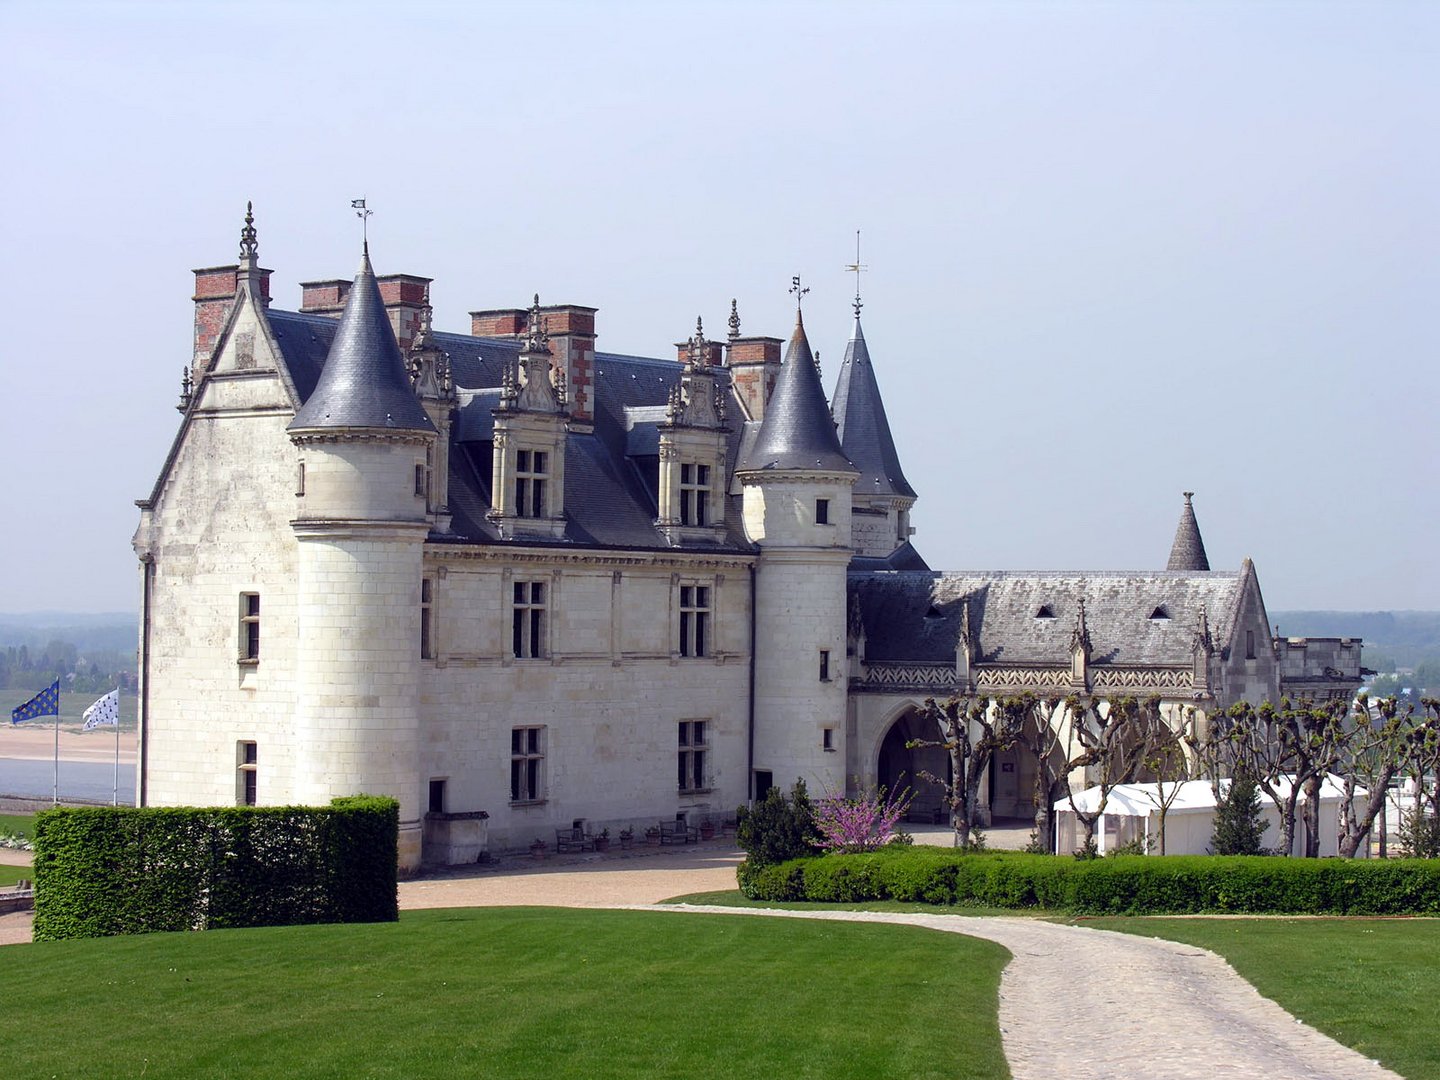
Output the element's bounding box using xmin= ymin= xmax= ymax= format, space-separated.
xmin=529 ymin=837 xmax=547 ymax=859
xmin=595 ymin=828 xmax=611 ymax=853
xmin=644 ymin=824 xmax=662 ymax=847
xmin=699 ymin=819 xmax=716 ymax=841
xmin=619 ymin=827 xmax=634 ymax=850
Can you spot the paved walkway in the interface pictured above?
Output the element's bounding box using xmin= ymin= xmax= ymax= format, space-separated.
xmin=0 ymin=842 xmax=1404 ymax=1079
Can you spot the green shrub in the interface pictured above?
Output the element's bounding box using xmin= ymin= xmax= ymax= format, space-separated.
xmin=735 ymin=780 xmax=820 ymax=868
xmin=33 ymin=796 xmax=398 ymax=940
xmin=737 ymin=847 xmax=1440 ymax=915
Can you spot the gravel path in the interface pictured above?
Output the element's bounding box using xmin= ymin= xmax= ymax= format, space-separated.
xmin=0 ymin=844 xmax=1406 ymax=1079
xmin=648 ymin=905 xmax=1401 ymax=1080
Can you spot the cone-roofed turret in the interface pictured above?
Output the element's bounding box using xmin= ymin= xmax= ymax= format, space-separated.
xmin=831 ymin=314 xmax=915 ymax=498
xmin=288 ymin=247 xmax=436 ymax=434
xmin=1167 ymin=491 xmax=1211 ymax=571
xmin=741 ymin=311 xmax=853 ymax=472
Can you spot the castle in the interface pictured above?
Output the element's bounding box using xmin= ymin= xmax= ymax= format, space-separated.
xmin=133 ymin=208 xmax=1363 ymax=869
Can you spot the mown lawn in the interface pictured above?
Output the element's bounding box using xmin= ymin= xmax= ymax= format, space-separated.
xmin=0 ymin=863 xmax=30 ymax=886
xmin=667 ymin=888 xmax=1033 ymax=918
xmin=1 ymin=907 xmax=1010 ymax=1080
xmin=0 ymin=812 xmax=36 ymax=838
xmin=1082 ymin=917 xmax=1440 ymax=1080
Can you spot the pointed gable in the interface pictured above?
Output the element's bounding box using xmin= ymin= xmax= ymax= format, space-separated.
xmin=740 ymin=312 xmax=852 ymax=473
xmin=1167 ymin=491 xmax=1211 ymax=571
xmin=288 ymin=249 xmax=435 ymax=434
xmin=831 ymin=315 xmax=915 ymax=498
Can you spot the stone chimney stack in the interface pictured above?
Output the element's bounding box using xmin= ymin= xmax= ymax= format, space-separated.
xmin=376 ymin=274 xmax=432 ymax=351
xmin=299 ymin=278 xmax=353 ymax=315
xmin=471 ymin=302 xmax=598 ymax=428
xmin=727 ymin=336 xmax=783 ymax=421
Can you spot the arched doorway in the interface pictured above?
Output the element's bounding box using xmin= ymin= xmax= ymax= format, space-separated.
xmin=876 ymin=709 xmax=951 ymax=823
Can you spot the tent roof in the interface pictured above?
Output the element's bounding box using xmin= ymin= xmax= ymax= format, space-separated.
xmin=1058 ymin=774 xmax=1363 ymax=816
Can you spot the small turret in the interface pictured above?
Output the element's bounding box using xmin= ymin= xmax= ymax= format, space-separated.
xmin=1167 ymin=492 xmax=1211 ymax=571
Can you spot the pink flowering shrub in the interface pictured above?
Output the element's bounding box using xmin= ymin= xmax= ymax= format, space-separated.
xmin=813 ymin=784 xmax=913 ymax=854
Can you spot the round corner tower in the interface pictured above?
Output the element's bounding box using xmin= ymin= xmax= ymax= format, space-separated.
xmin=286 ymin=246 xmax=436 ymax=872
xmin=737 ymin=310 xmax=857 ymax=797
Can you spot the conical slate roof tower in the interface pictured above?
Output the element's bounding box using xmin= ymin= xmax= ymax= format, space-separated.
xmin=832 ymin=314 xmax=914 ymax=498
xmin=1167 ymin=492 xmax=1211 ymax=571
xmin=742 ymin=311 xmax=852 ymax=473
xmin=289 ymin=247 xmax=435 ymax=434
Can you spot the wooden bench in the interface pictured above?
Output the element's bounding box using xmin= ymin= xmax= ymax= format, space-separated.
xmin=555 ymin=827 xmax=595 ymax=853
xmin=659 ymin=820 xmax=698 ymax=845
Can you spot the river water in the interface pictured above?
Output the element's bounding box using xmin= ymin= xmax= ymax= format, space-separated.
xmin=0 ymin=758 xmax=136 ymax=805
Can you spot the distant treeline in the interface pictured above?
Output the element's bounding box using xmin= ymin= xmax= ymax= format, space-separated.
xmin=0 ymin=642 xmax=137 ymax=694
xmin=1271 ymin=610 xmax=1440 ymax=673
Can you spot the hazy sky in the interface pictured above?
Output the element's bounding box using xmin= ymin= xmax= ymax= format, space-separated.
xmin=1 ymin=0 xmax=1435 ymax=614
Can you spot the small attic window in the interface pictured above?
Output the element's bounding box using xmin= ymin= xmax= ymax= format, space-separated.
xmin=1034 ymin=605 xmax=1055 ymax=620
xmin=923 ymin=605 xmax=944 ymax=621
xmin=1150 ymin=606 xmax=1170 ymax=621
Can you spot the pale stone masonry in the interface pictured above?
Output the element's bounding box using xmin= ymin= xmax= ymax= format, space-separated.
xmin=134 ymin=209 xmax=1364 ymax=869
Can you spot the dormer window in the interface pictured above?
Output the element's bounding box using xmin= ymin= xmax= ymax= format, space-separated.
xmin=1035 ymin=605 xmax=1056 ymax=620
xmin=515 ymin=450 xmax=548 ymax=518
xmin=680 ymin=463 xmax=710 ymax=526
xmin=1150 ymin=606 xmax=1170 ymax=621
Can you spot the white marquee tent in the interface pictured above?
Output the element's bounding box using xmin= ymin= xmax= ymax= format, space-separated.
xmin=1053 ymin=774 xmax=1369 ymax=857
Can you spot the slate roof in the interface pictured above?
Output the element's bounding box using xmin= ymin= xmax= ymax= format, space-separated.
xmin=287 ymin=251 xmax=435 ymax=434
xmin=1167 ymin=493 xmax=1210 ymax=571
xmin=267 ymin=306 xmax=754 ymax=552
xmin=739 ymin=312 xmax=854 ymax=473
xmin=849 ymin=570 xmax=1242 ymax=667
xmin=831 ymin=316 xmax=915 ymax=498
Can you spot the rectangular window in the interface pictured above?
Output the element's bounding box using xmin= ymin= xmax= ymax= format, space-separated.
xmin=823 ymin=728 xmax=836 ymax=752
xmin=679 ymin=584 xmax=710 ymax=658
xmin=679 ymin=463 xmax=710 ymax=526
xmin=819 ymin=649 xmax=831 ymax=681
xmin=754 ymin=770 xmax=774 ymax=801
xmin=420 ymin=578 xmax=434 ymax=659
xmin=678 ymin=720 xmax=708 ymax=792
xmin=1246 ymin=630 xmax=1256 ymax=660
xmin=512 ymin=580 xmax=547 ymax=659
xmin=511 ymin=726 xmax=545 ymax=802
xmin=414 ymin=462 xmax=427 ymax=497
xmin=296 ymin=462 xmax=305 ymax=497
xmin=514 ymin=449 xmax=548 ymax=518
xmin=239 ymin=593 xmax=260 ymax=663
xmin=428 ymin=778 xmax=446 ymax=814
xmin=237 ymin=741 xmax=257 ymax=806
xmin=815 ymin=498 xmax=830 ymax=525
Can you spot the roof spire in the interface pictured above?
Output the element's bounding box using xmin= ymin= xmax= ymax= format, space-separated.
xmin=831 ymin=295 xmax=916 ymax=501
xmin=845 ymin=229 xmax=866 ymax=318
xmin=727 ymin=298 xmax=741 ymax=342
xmin=1167 ymin=491 xmax=1211 ymax=571
xmin=238 ymin=201 xmax=258 ymax=262
xmin=523 ymin=293 xmax=551 ymax=355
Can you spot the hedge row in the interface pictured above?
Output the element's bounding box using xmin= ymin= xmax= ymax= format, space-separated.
xmin=33 ymin=796 xmax=398 ymax=940
xmin=737 ymin=847 xmax=1440 ymax=915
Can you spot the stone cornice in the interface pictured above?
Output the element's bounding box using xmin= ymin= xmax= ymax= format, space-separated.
xmin=425 ymin=545 xmax=755 ymax=572
xmin=735 ymin=468 xmax=859 ymax=486
xmin=289 ymin=427 xmax=436 ymax=447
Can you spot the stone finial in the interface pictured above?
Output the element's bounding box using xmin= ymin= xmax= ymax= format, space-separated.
xmin=500 ymin=356 xmax=517 ymax=405
xmin=727 ymin=299 xmax=741 ymax=342
xmin=813 ymin=348 xmax=821 ymax=379
xmin=239 ymin=201 xmax=258 ymax=261
xmin=1071 ymin=597 xmax=1092 ymax=655
xmin=178 ymin=366 xmax=194 ymax=412
xmin=523 ymin=294 xmax=550 ymax=355
xmin=713 ymin=381 xmax=727 ymax=422
xmin=686 ymin=317 xmax=707 ymax=369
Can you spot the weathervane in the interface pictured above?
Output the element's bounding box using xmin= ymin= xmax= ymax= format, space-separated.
xmin=789 ymin=275 xmax=809 ymax=312
xmin=845 ymin=229 xmax=866 ymax=317
xmin=351 ymin=198 xmax=372 ymax=253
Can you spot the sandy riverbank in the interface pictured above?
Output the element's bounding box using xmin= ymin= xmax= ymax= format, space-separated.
xmin=0 ymin=724 xmax=137 ymax=765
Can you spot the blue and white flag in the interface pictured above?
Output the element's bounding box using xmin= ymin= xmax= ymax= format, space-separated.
xmin=11 ymin=679 xmax=60 ymax=724
xmin=83 ymin=689 xmax=120 ymax=731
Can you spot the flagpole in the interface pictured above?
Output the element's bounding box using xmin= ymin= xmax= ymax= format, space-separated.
xmin=52 ymin=694 xmax=60 ymax=807
xmin=113 ymin=687 xmax=120 ymax=806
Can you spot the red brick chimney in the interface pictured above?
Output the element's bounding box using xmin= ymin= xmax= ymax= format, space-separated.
xmin=377 ymin=274 xmax=432 ymax=351
xmin=727 ymin=336 xmax=783 ymax=421
xmin=470 ymin=303 xmax=598 ymax=427
xmin=299 ymin=278 xmax=352 ymax=315
xmin=192 ymin=264 xmax=271 ymax=369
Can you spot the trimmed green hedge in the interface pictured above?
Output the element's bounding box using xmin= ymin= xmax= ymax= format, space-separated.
xmin=33 ymin=796 xmax=398 ymax=940
xmin=738 ymin=847 xmax=1440 ymax=915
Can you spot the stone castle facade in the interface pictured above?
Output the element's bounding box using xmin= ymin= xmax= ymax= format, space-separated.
xmin=133 ymin=209 xmax=1363 ymax=869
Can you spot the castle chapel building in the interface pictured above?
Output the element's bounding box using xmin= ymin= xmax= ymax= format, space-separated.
xmin=134 ymin=210 xmax=1363 ymax=868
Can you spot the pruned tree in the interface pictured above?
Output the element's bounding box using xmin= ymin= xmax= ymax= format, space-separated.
xmin=910 ymin=695 xmax=1025 ymax=849
xmin=1054 ymin=695 xmax=1151 ymax=854
xmin=1131 ymin=697 xmax=1191 ymax=855
xmin=1223 ymin=699 xmax=1346 ymax=857
xmin=1012 ymin=694 xmax=1065 ymax=850
xmin=1397 ymin=698 xmax=1440 ymax=857
xmin=1336 ymin=694 xmax=1412 ymax=859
